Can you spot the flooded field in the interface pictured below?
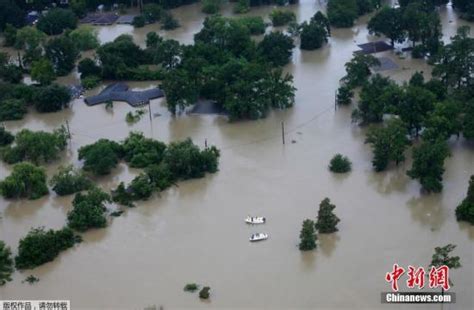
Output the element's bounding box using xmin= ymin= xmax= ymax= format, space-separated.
xmin=0 ymin=1 xmax=473 ymax=309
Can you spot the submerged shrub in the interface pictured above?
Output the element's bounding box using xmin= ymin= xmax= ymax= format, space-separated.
xmin=329 ymin=154 xmax=352 ymax=173
xmin=15 ymin=227 xmax=77 ymax=269
xmin=50 ymin=165 xmax=93 ymax=196
xmin=184 ymin=283 xmax=199 ymax=292
xmin=67 ymin=188 xmax=110 ymax=232
xmin=0 ymin=241 xmax=14 ymax=286
xmin=0 ymin=162 xmax=48 ymax=200
xmin=199 ymin=286 xmax=211 ymax=299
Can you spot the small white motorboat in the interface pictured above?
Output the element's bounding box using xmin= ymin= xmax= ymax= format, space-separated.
xmin=249 ymin=233 xmax=268 ymax=242
xmin=245 ymin=216 xmax=266 ymax=224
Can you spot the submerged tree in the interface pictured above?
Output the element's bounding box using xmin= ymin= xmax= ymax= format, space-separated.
xmin=328 ymin=154 xmax=352 ymax=173
xmin=315 ymin=198 xmax=340 ymax=233
xmin=365 ymin=118 xmax=411 ymax=171
xmin=455 ymin=176 xmax=474 ymax=224
xmin=368 ymin=6 xmax=405 ymax=47
xmin=15 ymin=227 xmax=77 ymax=270
xmin=0 ymin=241 xmax=13 ymax=286
xmin=50 ymin=165 xmax=93 ymax=196
xmin=0 ymin=162 xmax=48 ymax=200
xmin=343 ymin=53 xmax=380 ymax=89
xmin=429 ymin=244 xmax=461 ymax=288
xmin=78 ymin=139 xmax=124 ymax=175
xmin=299 ymin=219 xmax=317 ymax=251
xmin=407 ymin=140 xmax=450 ymax=193
xmin=1 ymin=127 xmax=68 ymax=165
xmin=67 ymin=188 xmax=111 ymax=232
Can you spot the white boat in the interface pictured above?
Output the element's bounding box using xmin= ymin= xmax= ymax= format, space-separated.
xmin=249 ymin=233 xmax=268 ymax=242
xmin=245 ymin=216 xmax=266 ymax=224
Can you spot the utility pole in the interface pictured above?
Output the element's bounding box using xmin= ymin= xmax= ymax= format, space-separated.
xmin=65 ymin=120 xmax=71 ymax=141
xmin=281 ymin=121 xmax=285 ymax=145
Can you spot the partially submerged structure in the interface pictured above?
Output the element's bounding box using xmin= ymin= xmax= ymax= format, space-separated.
xmin=356 ymin=41 xmax=394 ymax=54
xmin=84 ymin=83 xmax=164 ymax=107
xmin=80 ymin=13 xmax=119 ymax=26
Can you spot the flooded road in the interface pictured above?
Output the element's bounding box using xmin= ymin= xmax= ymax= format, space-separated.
xmin=0 ymin=1 xmax=473 ymax=309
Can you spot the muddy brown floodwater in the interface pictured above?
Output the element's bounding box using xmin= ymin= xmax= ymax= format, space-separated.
xmin=0 ymin=1 xmax=473 ymax=309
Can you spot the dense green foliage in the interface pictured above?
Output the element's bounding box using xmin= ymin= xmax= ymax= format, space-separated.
xmin=163 ymin=139 xmax=220 ymax=180
xmin=161 ymin=11 xmax=180 ymax=30
xmin=299 ymin=12 xmax=331 ymax=51
xmin=0 ymin=99 xmax=27 ymax=121
xmin=299 ymin=219 xmax=317 ymax=251
xmin=122 ymin=132 xmax=167 ymax=168
xmin=133 ymin=15 xmax=146 ymax=28
xmin=0 ymin=163 xmax=48 ymax=200
xmin=365 ymin=119 xmax=410 ymax=171
xmin=78 ymin=139 xmax=123 ymax=175
xmin=33 ymin=84 xmax=71 ymax=113
xmin=31 ymin=58 xmax=56 ymax=85
xmin=430 ymin=244 xmax=461 ymax=270
xmin=315 ymin=198 xmax=340 ymax=233
xmin=67 ymin=188 xmax=111 ymax=232
xmin=50 ymin=165 xmax=93 ymax=196
xmin=234 ymin=0 xmax=250 ymax=14
xmin=111 ymin=134 xmax=220 ymax=205
xmin=0 ymin=241 xmax=13 ymax=286
xmin=270 ymin=9 xmax=296 ymax=26
xmin=160 ymin=15 xmax=296 ymax=119
xmin=199 ymin=286 xmax=211 ymax=299
xmin=336 ymin=85 xmax=353 ymax=105
xmin=78 ymin=58 xmax=102 ymax=78
xmin=258 ymin=31 xmax=294 ymax=66
xmin=45 ymin=36 xmax=79 ymax=76
xmin=327 ymin=0 xmax=377 ymax=28
xmin=37 ymin=8 xmax=78 ymax=35
xmin=68 ymin=26 xmax=100 ymax=51
xmin=342 ymin=53 xmax=380 ymax=89
xmin=15 ymin=227 xmax=77 ymax=269
xmin=0 ymin=0 xmax=25 ymax=30
xmin=368 ymin=6 xmax=405 ymax=47
xmin=453 ymin=0 xmax=474 ymax=21
xmin=1 ymin=127 xmax=67 ymax=165
xmin=328 ymin=154 xmax=352 ymax=173
xmin=184 ymin=283 xmax=199 ymax=292
xmin=0 ymin=127 xmax=14 ymax=146
xmin=407 ymin=140 xmax=450 ymax=193
xmin=202 ymin=0 xmax=221 ymax=14
xmin=455 ymin=176 xmax=474 ymax=224
xmin=352 ymin=74 xmax=394 ymax=124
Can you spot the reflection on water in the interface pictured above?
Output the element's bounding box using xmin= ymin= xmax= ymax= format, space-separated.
xmin=0 ymin=1 xmax=473 ymax=309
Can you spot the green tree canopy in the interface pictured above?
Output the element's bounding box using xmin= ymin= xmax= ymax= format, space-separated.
xmin=33 ymin=84 xmax=71 ymax=113
xmin=407 ymin=140 xmax=450 ymax=193
xmin=122 ymin=132 xmax=167 ymax=168
xmin=37 ymin=8 xmax=78 ymax=35
xmin=78 ymin=139 xmax=124 ymax=175
xmin=67 ymin=188 xmax=110 ymax=232
xmin=0 ymin=240 xmax=13 ymax=286
xmin=365 ymin=118 xmax=410 ymax=171
xmin=68 ymin=26 xmax=99 ymax=51
xmin=368 ymin=6 xmax=405 ymax=47
xmin=45 ymin=36 xmax=79 ymax=76
xmin=258 ymin=31 xmax=294 ymax=67
xmin=0 ymin=162 xmax=48 ymax=200
xmin=15 ymin=227 xmax=77 ymax=269
xmin=31 ymin=58 xmax=56 ymax=85
xmin=455 ymin=176 xmax=474 ymax=224
xmin=299 ymin=219 xmax=317 ymax=251
xmin=50 ymin=165 xmax=93 ymax=196
xmin=315 ymin=198 xmax=340 ymax=233
xmin=1 ymin=127 xmax=67 ymax=165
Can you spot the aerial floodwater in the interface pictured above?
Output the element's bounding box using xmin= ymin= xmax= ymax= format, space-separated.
xmin=0 ymin=0 xmax=473 ymax=309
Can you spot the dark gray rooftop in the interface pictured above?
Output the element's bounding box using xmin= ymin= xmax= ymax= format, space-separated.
xmin=84 ymin=83 xmax=164 ymax=107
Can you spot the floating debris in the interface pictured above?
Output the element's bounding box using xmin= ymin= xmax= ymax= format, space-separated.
xmin=23 ymin=275 xmax=39 ymax=284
